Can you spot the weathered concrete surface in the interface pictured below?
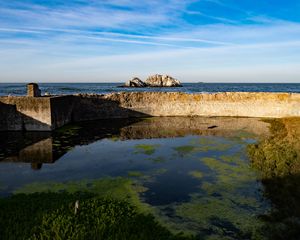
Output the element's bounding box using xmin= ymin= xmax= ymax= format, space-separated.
xmin=0 ymin=96 xmax=51 ymax=131
xmin=27 ymin=83 xmax=41 ymax=97
xmin=100 ymin=92 xmax=300 ymax=118
xmin=1 ymin=92 xmax=300 ymax=131
xmin=50 ymin=96 xmax=76 ymax=129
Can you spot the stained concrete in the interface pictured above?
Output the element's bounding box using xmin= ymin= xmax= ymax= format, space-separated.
xmin=1 ymin=92 xmax=300 ymax=131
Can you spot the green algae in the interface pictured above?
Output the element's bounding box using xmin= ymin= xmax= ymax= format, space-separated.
xmin=173 ymin=145 xmax=196 ymax=155
xmin=189 ymin=137 xmax=235 ymax=152
xmin=188 ymin=170 xmax=204 ymax=179
xmin=201 ymin=156 xmax=256 ymax=191
xmin=0 ymin=192 xmax=195 ymax=240
xmin=109 ymin=135 xmax=120 ymax=142
xmin=128 ymin=171 xmax=144 ymax=177
xmin=147 ymin=156 xmax=166 ymax=163
xmin=246 ymin=118 xmax=300 ymax=239
xmin=219 ymin=154 xmax=245 ymax=164
xmin=248 ymin=118 xmax=300 ymax=178
xmin=135 ymin=144 xmax=161 ymax=155
xmin=55 ymin=124 xmax=81 ymax=135
xmin=14 ymin=177 xmax=149 ymax=212
xmin=172 ymin=155 xmax=264 ymax=239
xmin=175 ymin=194 xmax=264 ymax=239
xmin=154 ymin=168 xmax=168 ymax=175
xmin=7 ymin=176 xmax=199 ymax=239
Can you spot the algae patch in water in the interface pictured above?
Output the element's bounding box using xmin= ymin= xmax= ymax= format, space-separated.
xmin=173 ymin=155 xmax=265 ymax=239
xmin=134 ymin=144 xmax=161 ymax=155
xmin=247 ymin=118 xmax=300 ymax=239
xmin=128 ymin=171 xmax=144 ymax=177
xmin=146 ymin=156 xmax=166 ymax=163
xmin=173 ymin=145 xmax=196 ymax=155
xmin=248 ymin=118 xmax=300 ymax=178
xmin=188 ymin=170 xmax=204 ymax=179
xmin=1 ymin=190 xmax=195 ymax=240
xmin=55 ymin=124 xmax=82 ymax=135
xmin=5 ymin=176 xmax=199 ymax=240
xmin=108 ymin=135 xmax=120 ymax=142
xmin=14 ymin=177 xmax=149 ymax=211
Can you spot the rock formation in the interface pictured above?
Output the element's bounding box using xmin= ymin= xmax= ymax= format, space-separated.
xmin=122 ymin=75 xmax=182 ymax=87
xmin=124 ymin=77 xmax=147 ymax=87
xmin=145 ymin=74 xmax=182 ymax=87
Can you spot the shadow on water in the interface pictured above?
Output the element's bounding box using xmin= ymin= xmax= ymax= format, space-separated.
xmin=0 ymin=118 xmax=143 ymax=169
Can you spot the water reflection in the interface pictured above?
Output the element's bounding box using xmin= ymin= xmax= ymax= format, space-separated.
xmin=0 ymin=117 xmax=299 ymax=239
xmin=0 ymin=117 xmax=269 ymax=170
xmin=0 ymin=118 xmax=141 ymax=169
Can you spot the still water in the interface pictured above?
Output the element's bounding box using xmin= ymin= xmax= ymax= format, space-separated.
xmin=0 ymin=117 xmax=299 ymax=239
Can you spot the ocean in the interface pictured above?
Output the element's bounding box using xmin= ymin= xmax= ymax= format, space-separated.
xmin=0 ymin=82 xmax=300 ymax=96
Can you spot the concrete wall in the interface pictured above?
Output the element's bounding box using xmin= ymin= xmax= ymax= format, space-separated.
xmin=50 ymin=96 xmax=75 ymax=129
xmin=71 ymin=94 xmax=148 ymax=121
xmin=1 ymin=92 xmax=300 ymax=131
xmin=104 ymin=92 xmax=300 ymax=118
xmin=0 ymin=96 xmax=52 ymax=131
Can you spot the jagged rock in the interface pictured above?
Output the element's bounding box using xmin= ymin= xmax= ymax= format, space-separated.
xmin=145 ymin=74 xmax=182 ymax=87
xmin=122 ymin=75 xmax=182 ymax=87
xmin=124 ymin=77 xmax=147 ymax=87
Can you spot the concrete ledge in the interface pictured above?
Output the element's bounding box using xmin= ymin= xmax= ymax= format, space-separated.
xmin=1 ymin=92 xmax=300 ymax=131
xmin=102 ymin=92 xmax=300 ymax=118
xmin=0 ymin=96 xmax=51 ymax=131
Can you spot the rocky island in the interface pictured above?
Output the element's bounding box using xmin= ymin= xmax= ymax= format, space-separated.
xmin=123 ymin=74 xmax=182 ymax=87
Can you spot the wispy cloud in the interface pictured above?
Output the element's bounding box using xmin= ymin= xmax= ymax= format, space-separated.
xmin=0 ymin=0 xmax=300 ymax=82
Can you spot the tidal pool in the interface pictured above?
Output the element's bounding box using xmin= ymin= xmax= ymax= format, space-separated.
xmin=0 ymin=117 xmax=299 ymax=240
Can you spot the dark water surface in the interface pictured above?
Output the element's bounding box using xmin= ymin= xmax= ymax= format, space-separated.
xmin=1 ymin=82 xmax=300 ymax=96
xmin=0 ymin=117 xmax=299 ymax=239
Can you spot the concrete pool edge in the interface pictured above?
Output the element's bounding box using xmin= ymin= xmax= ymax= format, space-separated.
xmin=1 ymin=85 xmax=300 ymax=131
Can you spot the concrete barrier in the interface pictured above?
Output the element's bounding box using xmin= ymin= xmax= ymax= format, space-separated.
xmin=1 ymin=91 xmax=300 ymax=131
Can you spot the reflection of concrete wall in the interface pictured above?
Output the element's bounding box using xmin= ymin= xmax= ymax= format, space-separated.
xmin=119 ymin=117 xmax=270 ymax=139
xmin=19 ymin=138 xmax=53 ymax=163
xmin=3 ymin=138 xmax=54 ymax=164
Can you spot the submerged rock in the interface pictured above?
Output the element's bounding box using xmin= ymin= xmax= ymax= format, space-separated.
xmin=145 ymin=74 xmax=182 ymax=87
xmin=124 ymin=77 xmax=147 ymax=87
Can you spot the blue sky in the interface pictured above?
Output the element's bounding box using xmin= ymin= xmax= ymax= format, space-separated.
xmin=0 ymin=0 xmax=300 ymax=82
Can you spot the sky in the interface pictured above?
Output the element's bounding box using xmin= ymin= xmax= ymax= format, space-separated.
xmin=0 ymin=0 xmax=300 ymax=83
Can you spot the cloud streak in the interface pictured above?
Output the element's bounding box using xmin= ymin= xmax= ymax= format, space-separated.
xmin=0 ymin=0 xmax=300 ymax=82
